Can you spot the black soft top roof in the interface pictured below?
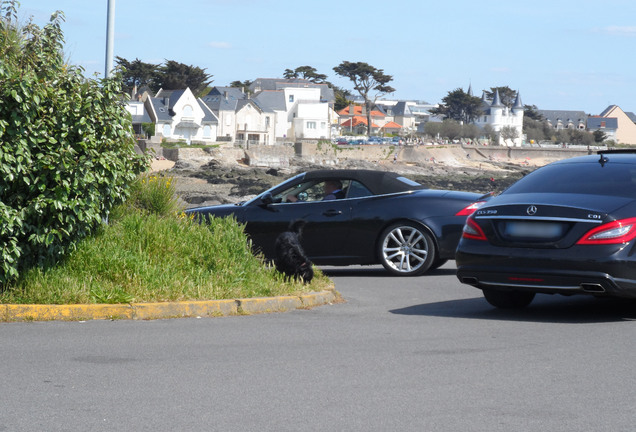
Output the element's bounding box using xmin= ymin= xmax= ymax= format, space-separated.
xmin=301 ymin=169 xmax=425 ymax=195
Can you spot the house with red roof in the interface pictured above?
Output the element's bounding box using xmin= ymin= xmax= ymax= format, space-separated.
xmin=337 ymin=104 xmax=401 ymax=135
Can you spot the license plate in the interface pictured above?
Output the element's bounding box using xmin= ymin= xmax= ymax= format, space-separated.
xmin=501 ymin=221 xmax=564 ymax=239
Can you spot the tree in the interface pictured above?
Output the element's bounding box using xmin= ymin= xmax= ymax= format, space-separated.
xmin=461 ymin=123 xmax=481 ymax=140
xmin=331 ymin=84 xmax=352 ymax=111
xmin=500 ymin=126 xmax=519 ymax=145
xmin=524 ymin=117 xmax=550 ymax=143
xmin=440 ymin=119 xmax=462 ymax=140
xmin=0 ymin=1 xmax=148 ymax=283
xmin=593 ymin=129 xmax=607 ymax=143
xmin=482 ymin=124 xmax=497 ymax=143
xmin=115 ymin=56 xmax=158 ymax=95
xmin=283 ymin=65 xmax=327 ymax=83
xmin=230 ymin=79 xmax=253 ymax=89
xmin=333 ymin=61 xmax=395 ymax=137
xmin=153 ymin=60 xmax=213 ymax=96
xmin=568 ymin=129 xmax=594 ymax=146
xmin=430 ymin=88 xmax=483 ymax=124
xmin=484 ymin=86 xmax=518 ymax=108
xmin=424 ymin=121 xmax=442 ymax=139
xmin=523 ymin=104 xmax=543 ymax=121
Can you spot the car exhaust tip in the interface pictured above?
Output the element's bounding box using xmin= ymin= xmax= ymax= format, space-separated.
xmin=580 ymin=283 xmax=605 ymax=293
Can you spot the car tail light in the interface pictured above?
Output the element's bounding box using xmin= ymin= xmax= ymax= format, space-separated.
xmin=455 ymin=201 xmax=487 ymax=216
xmin=462 ymin=217 xmax=487 ymax=241
xmin=576 ymin=217 xmax=636 ymax=245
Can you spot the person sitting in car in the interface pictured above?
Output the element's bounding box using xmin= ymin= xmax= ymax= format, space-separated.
xmin=286 ymin=180 xmax=345 ymax=202
xmin=322 ymin=180 xmax=345 ymax=200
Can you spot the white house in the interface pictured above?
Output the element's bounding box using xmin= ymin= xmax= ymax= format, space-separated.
xmin=234 ymin=99 xmax=273 ymax=145
xmin=473 ymin=89 xmax=524 ymax=146
xmin=145 ymin=88 xmax=218 ymax=143
xmin=124 ymin=100 xmax=152 ymax=136
xmin=250 ymin=78 xmax=334 ymax=142
xmin=142 ymin=79 xmax=335 ymax=145
xmin=285 ymin=87 xmax=330 ymax=140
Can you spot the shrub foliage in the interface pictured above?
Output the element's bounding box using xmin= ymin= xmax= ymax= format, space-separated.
xmin=0 ymin=1 xmax=148 ymax=284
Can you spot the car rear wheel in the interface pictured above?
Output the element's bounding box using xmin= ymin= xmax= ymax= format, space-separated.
xmin=378 ymin=223 xmax=435 ymax=276
xmin=482 ymin=288 xmax=535 ymax=309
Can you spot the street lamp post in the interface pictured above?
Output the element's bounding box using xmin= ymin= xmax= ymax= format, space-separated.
xmin=105 ymin=0 xmax=115 ymax=78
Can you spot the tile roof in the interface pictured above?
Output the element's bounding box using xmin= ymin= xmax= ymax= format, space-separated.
xmin=380 ymin=121 xmax=402 ymax=129
xmin=537 ymin=110 xmax=588 ymax=124
xmin=340 ymin=116 xmax=380 ymax=128
xmin=587 ymin=116 xmax=618 ymax=129
xmin=337 ymin=105 xmax=385 ymax=117
xmin=252 ymin=90 xmax=286 ymax=112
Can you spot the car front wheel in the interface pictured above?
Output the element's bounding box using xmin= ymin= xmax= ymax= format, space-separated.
xmin=378 ymin=223 xmax=435 ymax=276
xmin=482 ymin=288 xmax=535 ymax=309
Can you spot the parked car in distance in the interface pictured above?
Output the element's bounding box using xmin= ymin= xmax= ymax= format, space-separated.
xmin=456 ymin=151 xmax=636 ymax=308
xmin=336 ymin=138 xmax=349 ymax=145
xmin=187 ymin=169 xmax=488 ymax=276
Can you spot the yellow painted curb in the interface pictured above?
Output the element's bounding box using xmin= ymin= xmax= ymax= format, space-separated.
xmin=132 ymin=299 xmax=238 ymax=320
xmin=4 ymin=303 xmax=132 ymax=322
xmin=0 ymin=288 xmax=338 ymax=322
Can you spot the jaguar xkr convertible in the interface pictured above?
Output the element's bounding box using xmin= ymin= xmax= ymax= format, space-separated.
xmin=187 ymin=169 xmax=488 ymax=276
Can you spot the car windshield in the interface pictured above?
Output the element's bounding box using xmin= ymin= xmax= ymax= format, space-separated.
xmin=505 ymin=162 xmax=636 ymax=198
xmin=242 ymin=173 xmax=306 ymax=206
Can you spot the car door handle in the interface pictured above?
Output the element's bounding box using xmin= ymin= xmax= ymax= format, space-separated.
xmin=323 ymin=209 xmax=342 ymax=217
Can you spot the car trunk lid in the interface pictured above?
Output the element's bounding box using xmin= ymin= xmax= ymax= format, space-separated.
xmin=473 ymin=193 xmax=632 ymax=248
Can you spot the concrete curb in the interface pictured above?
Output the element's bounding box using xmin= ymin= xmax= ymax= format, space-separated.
xmin=0 ymin=289 xmax=339 ymax=322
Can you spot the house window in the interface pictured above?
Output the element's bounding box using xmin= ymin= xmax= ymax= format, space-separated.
xmin=162 ymin=124 xmax=171 ymax=137
xmin=289 ymin=95 xmax=294 ymax=103
xmin=183 ymin=105 xmax=193 ymax=117
xmin=307 ymin=121 xmax=317 ymax=129
xmin=483 ymin=116 xmax=488 ymax=122
xmin=600 ymin=121 xmax=606 ymax=128
xmin=203 ymin=125 xmax=211 ymax=137
xmin=321 ymin=122 xmax=326 ymax=129
xmin=265 ymin=116 xmax=270 ymax=128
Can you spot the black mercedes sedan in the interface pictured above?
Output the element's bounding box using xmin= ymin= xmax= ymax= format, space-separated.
xmin=456 ymin=150 xmax=636 ymax=308
xmin=187 ymin=169 xmax=487 ymax=276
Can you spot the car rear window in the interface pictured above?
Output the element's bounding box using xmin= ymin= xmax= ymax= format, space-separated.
xmin=505 ymin=162 xmax=636 ymax=198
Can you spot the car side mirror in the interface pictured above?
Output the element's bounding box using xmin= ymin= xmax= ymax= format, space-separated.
xmin=260 ymin=192 xmax=274 ymax=206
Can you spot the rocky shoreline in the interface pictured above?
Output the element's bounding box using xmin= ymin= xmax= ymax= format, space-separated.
xmin=158 ymin=155 xmax=534 ymax=209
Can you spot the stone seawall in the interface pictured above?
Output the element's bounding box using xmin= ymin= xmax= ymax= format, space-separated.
xmin=150 ymin=141 xmax=592 ymax=169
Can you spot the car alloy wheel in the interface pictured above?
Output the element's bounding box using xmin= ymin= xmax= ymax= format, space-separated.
xmin=378 ymin=223 xmax=435 ymax=276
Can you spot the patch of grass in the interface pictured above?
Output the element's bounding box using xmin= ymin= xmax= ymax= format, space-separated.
xmin=0 ymin=211 xmax=331 ymax=304
xmin=120 ymin=172 xmax=183 ymax=217
xmin=0 ymin=174 xmax=331 ymax=304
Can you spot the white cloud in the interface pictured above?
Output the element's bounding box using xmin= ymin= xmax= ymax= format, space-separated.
xmin=602 ymin=26 xmax=636 ymax=37
xmin=209 ymin=41 xmax=231 ymax=49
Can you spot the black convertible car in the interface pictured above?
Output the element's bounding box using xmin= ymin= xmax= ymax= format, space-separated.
xmin=187 ymin=169 xmax=487 ymax=276
xmin=456 ymin=151 xmax=636 ymax=308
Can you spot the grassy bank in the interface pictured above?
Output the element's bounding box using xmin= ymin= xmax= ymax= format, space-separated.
xmin=0 ymin=174 xmax=331 ymax=304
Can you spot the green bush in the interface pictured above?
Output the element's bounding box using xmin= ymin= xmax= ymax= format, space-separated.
xmin=0 ymin=1 xmax=149 ymax=285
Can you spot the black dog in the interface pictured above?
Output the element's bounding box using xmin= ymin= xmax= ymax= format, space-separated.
xmin=274 ymin=220 xmax=314 ymax=283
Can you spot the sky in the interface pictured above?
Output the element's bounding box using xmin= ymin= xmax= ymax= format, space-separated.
xmin=18 ymin=0 xmax=636 ymax=114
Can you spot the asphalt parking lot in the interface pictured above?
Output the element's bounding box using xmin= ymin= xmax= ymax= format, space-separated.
xmin=2 ymin=262 xmax=636 ymax=431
